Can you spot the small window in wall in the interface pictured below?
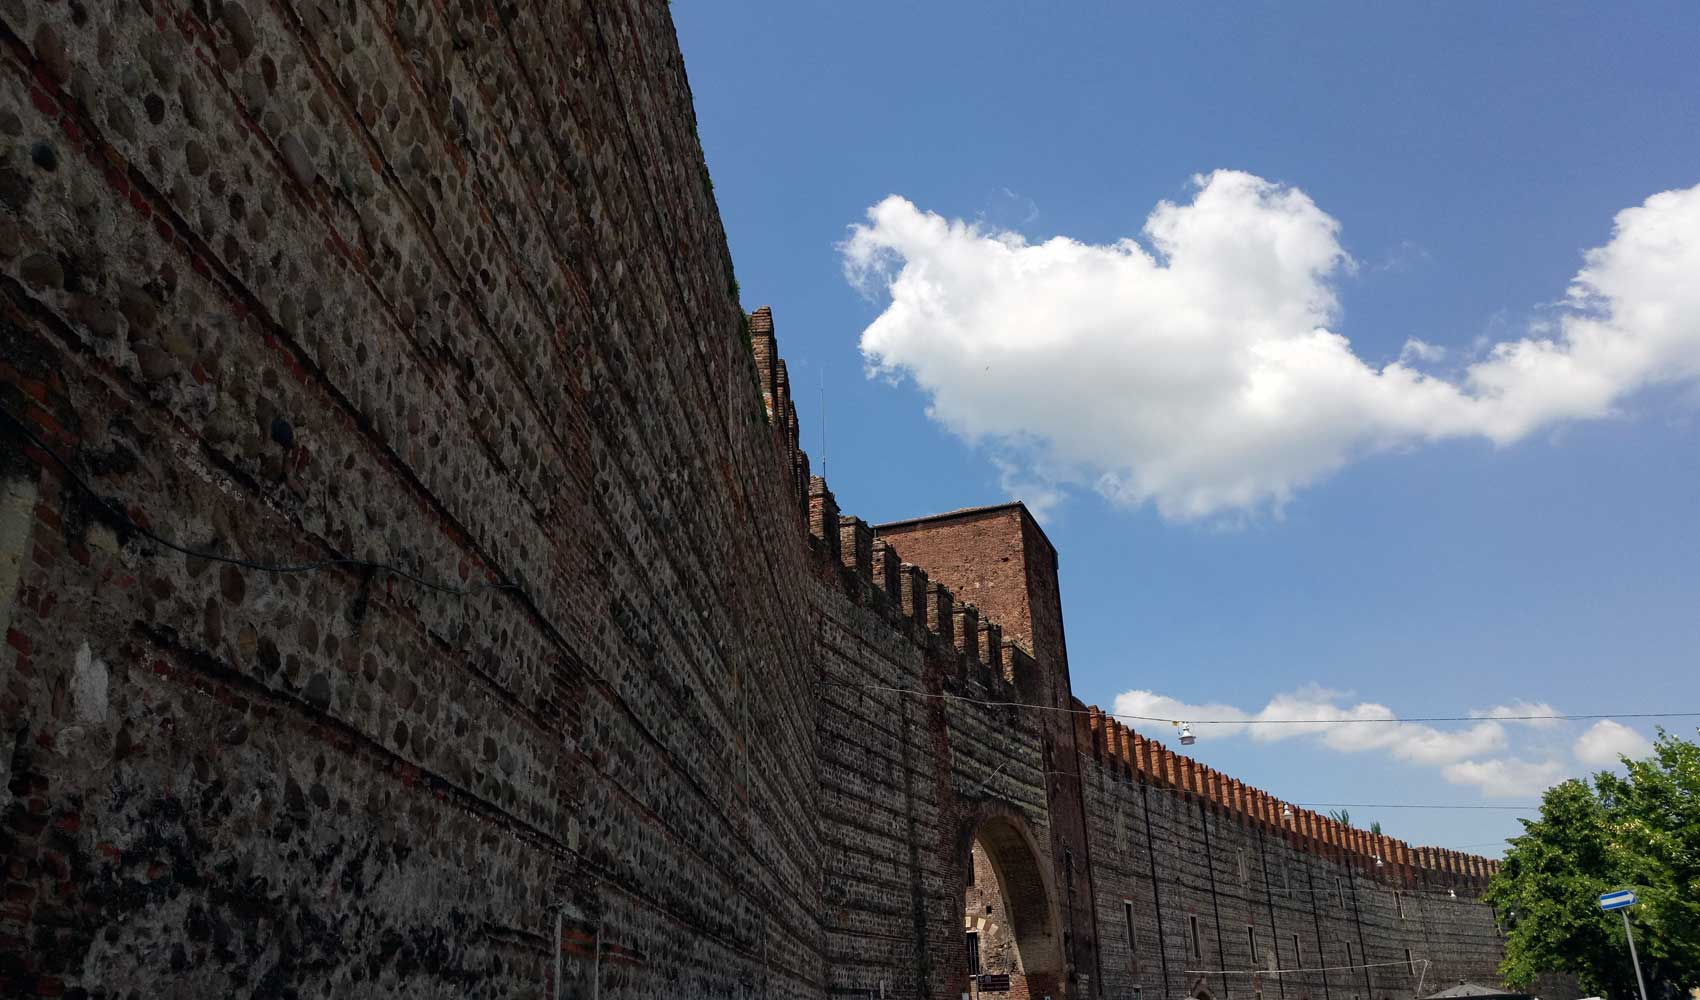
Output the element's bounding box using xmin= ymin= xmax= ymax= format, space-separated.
xmin=1346 ymin=941 xmax=1354 ymax=971
xmin=1292 ymin=935 xmax=1303 ymax=969
xmin=1124 ymin=900 xmax=1140 ymax=972
xmin=1190 ymin=915 xmax=1203 ymax=959
xmin=1337 ymin=877 xmax=1345 ymax=905
xmin=1238 ymin=849 xmax=1248 ymax=885
xmin=1247 ymin=926 xmax=1259 ymax=963
xmin=966 ymin=931 xmax=981 ymax=976
xmin=1406 ymin=948 xmax=1415 ymax=976
xmin=1395 ymin=891 xmax=1404 ymax=918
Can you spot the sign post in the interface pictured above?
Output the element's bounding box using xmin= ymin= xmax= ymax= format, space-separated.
xmin=1598 ymin=890 xmax=1649 ymax=1000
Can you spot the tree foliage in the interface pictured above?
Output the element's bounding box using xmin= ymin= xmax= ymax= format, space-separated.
xmin=1485 ymin=729 xmax=1700 ymax=997
xmin=1326 ymin=808 xmax=1382 ymax=836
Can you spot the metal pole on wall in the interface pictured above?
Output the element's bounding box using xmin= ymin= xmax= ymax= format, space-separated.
xmin=1621 ymin=909 xmax=1650 ymax=1000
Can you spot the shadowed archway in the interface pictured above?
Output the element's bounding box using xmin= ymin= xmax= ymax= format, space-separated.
xmin=958 ymin=811 xmax=1066 ymax=998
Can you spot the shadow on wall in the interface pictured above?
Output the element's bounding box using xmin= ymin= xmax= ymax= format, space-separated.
xmin=962 ymin=812 xmax=1065 ymax=999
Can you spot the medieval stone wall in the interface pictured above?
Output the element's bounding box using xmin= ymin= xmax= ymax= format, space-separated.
xmin=1081 ymin=755 xmax=1506 ymax=1000
xmin=810 ymin=507 xmax=1060 ymax=1000
xmin=0 ymin=1 xmax=824 ymax=997
xmin=800 ymin=480 xmax=1507 ymax=1000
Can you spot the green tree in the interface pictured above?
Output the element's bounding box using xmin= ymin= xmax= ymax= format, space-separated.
xmin=1485 ymin=729 xmax=1700 ymax=997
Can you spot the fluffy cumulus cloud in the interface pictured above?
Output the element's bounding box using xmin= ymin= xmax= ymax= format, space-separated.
xmin=1440 ymin=758 xmax=1570 ymax=800
xmin=1573 ymin=719 xmax=1654 ymax=766
xmin=1112 ymin=686 xmax=1594 ymax=799
xmin=1114 ymin=687 xmax=1508 ymax=763
xmin=843 ymin=173 xmax=1700 ymax=519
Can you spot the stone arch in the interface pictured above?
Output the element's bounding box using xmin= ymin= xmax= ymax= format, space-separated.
xmin=957 ymin=806 xmax=1066 ymax=998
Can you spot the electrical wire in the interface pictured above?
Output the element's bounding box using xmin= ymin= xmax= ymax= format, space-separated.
xmin=1293 ymin=802 xmax=1534 ymax=811
xmin=2 ymin=406 xmax=523 ymax=599
xmin=1065 ymin=753 xmax=1536 ymax=814
xmin=822 ymin=677 xmax=1700 ymax=728
xmin=16 ymin=398 xmax=1684 ymax=716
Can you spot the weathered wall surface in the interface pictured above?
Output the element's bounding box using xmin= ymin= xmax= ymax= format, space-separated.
xmin=0 ymin=1 xmax=823 ymax=997
xmin=802 ymin=484 xmax=1507 ymax=1000
xmin=1 ymin=4 xmax=1517 ymax=1000
xmin=1081 ymin=747 xmax=1506 ymax=1000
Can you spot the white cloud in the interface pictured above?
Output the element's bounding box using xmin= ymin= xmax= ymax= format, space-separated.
xmin=1441 ymin=758 xmax=1569 ymax=799
xmin=992 ymin=457 xmax=1067 ymax=523
xmin=1113 ymin=686 xmax=1506 ymax=765
xmin=843 ymin=173 xmax=1700 ymax=520
xmin=1400 ymin=338 xmax=1446 ymax=365
xmin=1573 ymin=719 xmax=1654 ymax=766
xmin=1112 ymin=686 xmax=1582 ymax=800
xmin=1473 ymin=700 xmax=1566 ymax=731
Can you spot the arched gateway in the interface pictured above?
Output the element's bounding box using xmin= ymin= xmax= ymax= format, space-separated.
xmin=958 ymin=811 xmax=1067 ymax=999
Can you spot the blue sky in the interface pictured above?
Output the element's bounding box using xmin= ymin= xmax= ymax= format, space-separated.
xmin=672 ymin=3 xmax=1700 ymax=854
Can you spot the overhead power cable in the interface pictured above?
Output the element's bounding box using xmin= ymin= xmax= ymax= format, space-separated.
xmin=1293 ymin=802 xmax=1535 ymax=811
xmin=821 ymin=677 xmax=1700 ymax=727
xmin=1069 ymin=753 xmax=1537 ymax=815
xmin=2 ymin=406 xmax=523 ymax=599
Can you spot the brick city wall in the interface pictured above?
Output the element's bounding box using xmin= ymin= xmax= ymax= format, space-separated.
xmin=0 ymin=4 xmax=1517 ymax=999
xmin=1079 ymin=721 xmax=1508 ymax=1000
xmin=0 ymin=1 xmax=823 ymax=997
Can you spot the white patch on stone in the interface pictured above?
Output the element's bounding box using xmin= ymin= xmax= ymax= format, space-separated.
xmin=0 ymin=474 xmax=40 ymax=640
xmin=73 ymin=641 xmax=109 ymax=724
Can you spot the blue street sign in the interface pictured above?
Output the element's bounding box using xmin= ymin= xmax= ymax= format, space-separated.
xmin=1599 ymin=890 xmax=1638 ymax=911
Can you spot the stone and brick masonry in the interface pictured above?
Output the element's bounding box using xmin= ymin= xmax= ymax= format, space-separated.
xmin=0 ymin=2 xmax=1519 ymax=998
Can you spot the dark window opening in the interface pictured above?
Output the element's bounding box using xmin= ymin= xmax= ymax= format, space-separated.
xmin=1124 ymin=900 xmax=1139 ymax=972
xmin=1189 ymin=915 xmax=1203 ymax=959
xmin=1293 ymin=934 xmax=1303 ymax=969
xmin=966 ymin=931 xmax=981 ymax=976
xmin=1406 ymin=948 xmax=1415 ymax=975
xmin=1247 ymin=926 xmax=1259 ymax=963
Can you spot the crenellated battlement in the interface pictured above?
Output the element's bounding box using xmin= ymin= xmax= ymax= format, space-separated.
xmin=1081 ymin=703 xmax=1501 ymax=889
xmin=752 ymin=308 xmax=1043 ymax=701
